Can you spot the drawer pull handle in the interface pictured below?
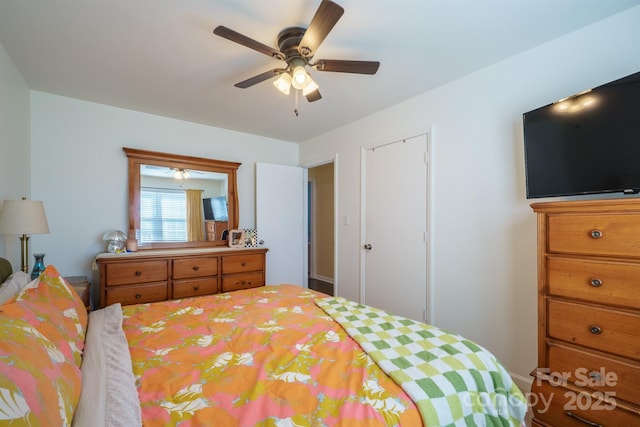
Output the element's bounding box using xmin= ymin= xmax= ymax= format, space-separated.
xmin=590 ymin=278 xmax=602 ymax=287
xmin=565 ymin=411 xmax=602 ymax=427
xmin=590 ymin=230 xmax=603 ymax=239
xmin=135 ymin=271 xmax=142 ymax=276
xmin=241 ymin=261 xmax=247 ymax=267
xmin=590 ymin=325 xmax=602 ymax=335
xmin=193 ymin=286 xmax=200 ymax=291
xmin=192 ymin=266 xmax=199 ymax=271
xmin=135 ymin=293 xmax=142 ymax=299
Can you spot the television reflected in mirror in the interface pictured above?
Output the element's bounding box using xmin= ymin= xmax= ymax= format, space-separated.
xmin=203 ymin=196 xmax=228 ymax=221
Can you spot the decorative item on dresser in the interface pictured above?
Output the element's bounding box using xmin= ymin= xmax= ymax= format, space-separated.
xmin=95 ymin=247 xmax=267 ymax=308
xmin=31 ymin=253 xmax=46 ymax=280
xmin=530 ymin=199 xmax=640 ymax=427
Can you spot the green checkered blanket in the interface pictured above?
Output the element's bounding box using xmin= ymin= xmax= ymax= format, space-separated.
xmin=316 ymin=297 xmax=527 ymax=427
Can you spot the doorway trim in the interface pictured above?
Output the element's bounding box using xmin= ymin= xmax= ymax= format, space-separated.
xmin=303 ymin=153 xmax=338 ymax=296
xmin=307 ymin=176 xmax=318 ymax=280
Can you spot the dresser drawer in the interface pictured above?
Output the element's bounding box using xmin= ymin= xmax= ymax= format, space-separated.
xmin=548 ymin=213 xmax=640 ymax=257
xmin=221 ymin=253 xmax=264 ymax=274
xmin=548 ymin=257 xmax=640 ymax=309
xmin=548 ymin=343 xmax=640 ymax=407
xmin=172 ymin=257 xmax=218 ymax=279
xmin=531 ymin=380 xmax=639 ymax=427
xmin=221 ymin=271 xmax=264 ymax=293
xmin=548 ymin=299 xmax=640 ymax=361
xmin=105 ymin=260 xmax=168 ymax=286
xmin=173 ymin=277 xmax=218 ymax=299
xmin=105 ymin=282 xmax=168 ymax=306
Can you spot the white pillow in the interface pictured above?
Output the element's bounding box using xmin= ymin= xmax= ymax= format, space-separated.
xmin=0 ymin=271 xmax=31 ymax=305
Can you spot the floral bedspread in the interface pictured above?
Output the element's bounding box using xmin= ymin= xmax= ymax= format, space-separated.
xmin=121 ymin=285 xmax=423 ymax=426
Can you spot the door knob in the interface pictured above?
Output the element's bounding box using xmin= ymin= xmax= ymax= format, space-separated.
xmin=363 ymin=243 xmax=372 ymax=250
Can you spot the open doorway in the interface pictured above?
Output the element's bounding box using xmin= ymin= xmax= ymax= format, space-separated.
xmin=307 ymin=161 xmax=335 ymax=296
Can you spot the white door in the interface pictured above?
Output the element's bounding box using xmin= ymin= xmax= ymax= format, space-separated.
xmin=256 ymin=162 xmax=306 ymax=286
xmin=362 ymin=134 xmax=428 ymax=322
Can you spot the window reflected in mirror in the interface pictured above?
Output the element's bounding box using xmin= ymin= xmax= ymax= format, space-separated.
xmin=139 ymin=165 xmax=228 ymax=244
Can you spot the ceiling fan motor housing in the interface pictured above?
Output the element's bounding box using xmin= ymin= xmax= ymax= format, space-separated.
xmin=277 ymin=27 xmax=309 ymax=65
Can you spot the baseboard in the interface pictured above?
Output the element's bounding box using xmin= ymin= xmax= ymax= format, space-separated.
xmin=311 ymin=274 xmax=334 ymax=284
xmin=511 ymin=371 xmax=533 ymax=394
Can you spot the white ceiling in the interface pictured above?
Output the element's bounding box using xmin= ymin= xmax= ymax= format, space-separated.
xmin=0 ymin=0 xmax=638 ymax=143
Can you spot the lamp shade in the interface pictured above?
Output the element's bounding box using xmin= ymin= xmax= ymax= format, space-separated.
xmin=291 ymin=66 xmax=311 ymax=90
xmin=0 ymin=199 xmax=50 ymax=235
xmin=273 ymin=72 xmax=292 ymax=95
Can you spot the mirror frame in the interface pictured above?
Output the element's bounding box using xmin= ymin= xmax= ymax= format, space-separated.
xmin=124 ymin=147 xmax=241 ymax=249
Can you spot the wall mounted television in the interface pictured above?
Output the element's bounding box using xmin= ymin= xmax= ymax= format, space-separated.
xmin=523 ymin=70 xmax=640 ymax=199
xmin=203 ymin=196 xmax=228 ymax=221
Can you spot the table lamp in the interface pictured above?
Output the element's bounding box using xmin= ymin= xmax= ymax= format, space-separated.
xmin=0 ymin=197 xmax=50 ymax=273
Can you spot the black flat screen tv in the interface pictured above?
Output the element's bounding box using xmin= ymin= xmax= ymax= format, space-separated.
xmin=203 ymin=196 xmax=228 ymax=221
xmin=523 ymin=70 xmax=640 ymax=199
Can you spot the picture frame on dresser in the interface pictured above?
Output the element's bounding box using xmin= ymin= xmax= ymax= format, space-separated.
xmin=228 ymin=229 xmax=244 ymax=248
xmin=243 ymin=228 xmax=258 ymax=247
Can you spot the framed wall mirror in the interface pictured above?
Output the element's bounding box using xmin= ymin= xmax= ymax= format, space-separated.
xmin=124 ymin=147 xmax=241 ymax=249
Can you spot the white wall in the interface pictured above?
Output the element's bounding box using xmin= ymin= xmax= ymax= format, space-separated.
xmin=300 ymin=6 xmax=640 ymax=387
xmin=0 ymin=40 xmax=30 ymax=266
xmin=29 ymin=91 xmax=298 ymax=280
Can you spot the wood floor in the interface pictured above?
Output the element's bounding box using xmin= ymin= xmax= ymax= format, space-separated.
xmin=308 ymin=278 xmax=333 ymax=296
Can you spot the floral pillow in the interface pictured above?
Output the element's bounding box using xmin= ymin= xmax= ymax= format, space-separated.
xmin=0 ymin=315 xmax=81 ymax=426
xmin=6 ymin=265 xmax=89 ymax=367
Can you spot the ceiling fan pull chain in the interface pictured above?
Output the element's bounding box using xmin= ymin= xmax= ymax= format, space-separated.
xmin=294 ymin=89 xmax=299 ymax=117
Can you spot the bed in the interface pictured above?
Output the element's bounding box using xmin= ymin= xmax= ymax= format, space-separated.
xmin=0 ymin=263 xmax=527 ymax=426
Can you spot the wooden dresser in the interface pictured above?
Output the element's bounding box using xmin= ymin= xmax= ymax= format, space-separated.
xmin=95 ymin=247 xmax=267 ymax=308
xmin=531 ymin=199 xmax=640 ymax=426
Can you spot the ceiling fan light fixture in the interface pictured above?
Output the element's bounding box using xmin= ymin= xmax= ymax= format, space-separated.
xmin=273 ymin=72 xmax=292 ymax=95
xmin=291 ymin=66 xmax=311 ymax=90
xmin=302 ymin=79 xmax=319 ymax=96
xmin=173 ymin=168 xmax=190 ymax=180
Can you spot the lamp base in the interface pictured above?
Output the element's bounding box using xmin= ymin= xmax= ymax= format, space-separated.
xmin=19 ymin=234 xmax=30 ymax=273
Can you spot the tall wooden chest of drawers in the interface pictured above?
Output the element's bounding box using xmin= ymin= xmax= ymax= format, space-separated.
xmin=96 ymin=247 xmax=267 ymax=308
xmin=531 ymin=199 xmax=640 ymax=426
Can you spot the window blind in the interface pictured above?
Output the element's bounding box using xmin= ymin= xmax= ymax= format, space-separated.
xmin=140 ymin=188 xmax=187 ymax=243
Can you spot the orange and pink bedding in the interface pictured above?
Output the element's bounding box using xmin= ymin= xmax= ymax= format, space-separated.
xmin=2 ymin=265 xmax=525 ymax=426
xmin=121 ymin=285 xmax=423 ymax=426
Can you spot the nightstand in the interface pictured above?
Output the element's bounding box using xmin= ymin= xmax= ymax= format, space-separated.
xmin=65 ymin=276 xmax=91 ymax=311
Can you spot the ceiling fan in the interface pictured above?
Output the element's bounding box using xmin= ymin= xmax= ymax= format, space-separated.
xmin=213 ymin=0 xmax=379 ymax=107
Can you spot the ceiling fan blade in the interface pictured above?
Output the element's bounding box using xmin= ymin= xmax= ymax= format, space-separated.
xmin=305 ymin=89 xmax=322 ymax=102
xmin=214 ymin=26 xmax=285 ymax=61
xmin=298 ymin=0 xmax=344 ymax=58
xmin=234 ymin=68 xmax=286 ymax=88
xmin=313 ymin=59 xmax=380 ymax=75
